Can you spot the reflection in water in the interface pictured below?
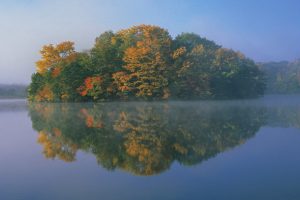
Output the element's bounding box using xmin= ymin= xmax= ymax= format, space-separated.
xmin=28 ymin=102 xmax=269 ymax=176
xmin=267 ymin=107 xmax=300 ymax=129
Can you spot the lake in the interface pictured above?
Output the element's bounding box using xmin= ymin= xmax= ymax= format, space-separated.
xmin=1 ymin=96 xmax=300 ymax=200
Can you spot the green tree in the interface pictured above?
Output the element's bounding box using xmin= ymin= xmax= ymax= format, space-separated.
xmin=171 ymin=33 xmax=219 ymax=98
xmin=211 ymin=48 xmax=264 ymax=98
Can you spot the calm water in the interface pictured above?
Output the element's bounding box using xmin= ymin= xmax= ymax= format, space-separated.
xmin=1 ymin=96 xmax=300 ymax=200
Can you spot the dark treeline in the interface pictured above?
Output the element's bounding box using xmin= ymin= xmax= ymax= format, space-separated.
xmin=260 ymin=59 xmax=300 ymax=94
xmin=0 ymin=84 xmax=27 ymax=98
xmin=28 ymin=24 xmax=265 ymax=102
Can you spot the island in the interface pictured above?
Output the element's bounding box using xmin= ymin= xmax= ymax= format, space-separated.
xmin=28 ymin=24 xmax=265 ymax=102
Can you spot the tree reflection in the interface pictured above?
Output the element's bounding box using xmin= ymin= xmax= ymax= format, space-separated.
xmin=28 ymin=102 xmax=266 ymax=175
xmin=267 ymin=106 xmax=300 ymax=129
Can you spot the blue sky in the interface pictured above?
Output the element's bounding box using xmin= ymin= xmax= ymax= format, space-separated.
xmin=0 ymin=0 xmax=300 ymax=84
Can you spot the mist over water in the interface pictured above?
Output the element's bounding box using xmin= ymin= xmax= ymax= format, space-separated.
xmin=0 ymin=96 xmax=300 ymax=199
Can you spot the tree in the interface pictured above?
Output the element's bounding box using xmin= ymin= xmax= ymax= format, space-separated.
xmin=171 ymin=33 xmax=219 ymax=98
xmin=211 ymin=48 xmax=264 ymax=98
xmin=260 ymin=60 xmax=300 ymax=94
xmin=36 ymin=41 xmax=77 ymax=75
xmin=28 ymin=41 xmax=79 ymax=101
xmin=113 ymin=25 xmax=172 ymax=99
xmin=28 ymin=73 xmax=45 ymax=101
xmin=55 ymin=53 xmax=94 ymax=101
xmin=83 ymin=31 xmax=125 ymax=100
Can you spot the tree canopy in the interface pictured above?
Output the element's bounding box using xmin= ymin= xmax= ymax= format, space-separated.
xmin=28 ymin=25 xmax=265 ymax=102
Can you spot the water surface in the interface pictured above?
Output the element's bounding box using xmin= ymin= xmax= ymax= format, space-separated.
xmin=1 ymin=96 xmax=300 ymax=200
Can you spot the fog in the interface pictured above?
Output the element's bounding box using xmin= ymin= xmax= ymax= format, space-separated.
xmin=1 ymin=0 xmax=300 ymax=84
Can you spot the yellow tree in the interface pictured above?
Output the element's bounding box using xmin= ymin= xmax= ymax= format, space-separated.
xmin=36 ymin=41 xmax=77 ymax=75
xmin=32 ymin=41 xmax=78 ymax=101
xmin=114 ymin=25 xmax=172 ymax=99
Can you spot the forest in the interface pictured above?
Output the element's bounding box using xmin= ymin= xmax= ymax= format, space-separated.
xmin=0 ymin=84 xmax=27 ymax=98
xmin=27 ymin=24 xmax=265 ymax=102
xmin=260 ymin=60 xmax=300 ymax=94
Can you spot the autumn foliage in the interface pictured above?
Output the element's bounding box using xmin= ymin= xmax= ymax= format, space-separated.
xmin=36 ymin=41 xmax=76 ymax=74
xmin=77 ymin=76 xmax=103 ymax=98
xmin=28 ymin=25 xmax=265 ymax=102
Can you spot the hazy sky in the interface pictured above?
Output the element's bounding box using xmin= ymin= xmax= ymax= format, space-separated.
xmin=1 ymin=0 xmax=300 ymax=84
